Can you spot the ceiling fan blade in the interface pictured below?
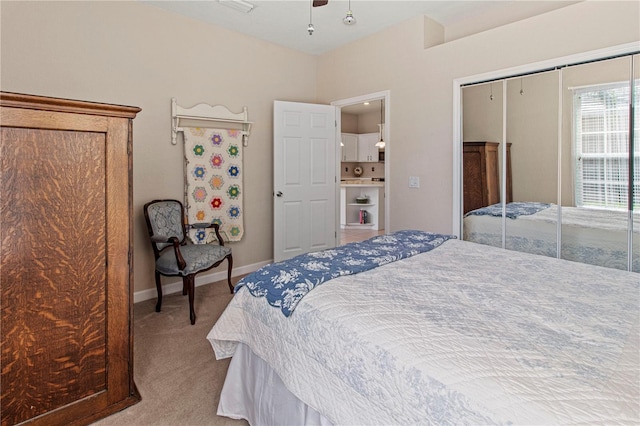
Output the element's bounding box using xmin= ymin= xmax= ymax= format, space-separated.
xmin=313 ymin=0 xmax=328 ymax=7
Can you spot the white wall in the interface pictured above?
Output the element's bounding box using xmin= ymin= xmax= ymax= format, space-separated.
xmin=2 ymin=0 xmax=639 ymax=295
xmin=341 ymin=113 xmax=358 ymax=133
xmin=357 ymin=109 xmax=383 ymax=134
xmin=0 ymin=0 xmax=318 ymax=295
xmin=317 ymin=0 xmax=640 ymax=234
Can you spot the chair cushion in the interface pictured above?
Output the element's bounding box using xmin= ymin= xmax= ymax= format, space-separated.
xmin=156 ymin=244 xmax=232 ymax=276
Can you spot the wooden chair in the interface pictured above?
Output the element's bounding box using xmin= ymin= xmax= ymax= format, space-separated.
xmin=143 ymin=199 xmax=233 ymax=325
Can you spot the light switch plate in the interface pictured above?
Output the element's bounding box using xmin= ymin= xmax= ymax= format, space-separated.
xmin=409 ymin=176 xmax=420 ymax=188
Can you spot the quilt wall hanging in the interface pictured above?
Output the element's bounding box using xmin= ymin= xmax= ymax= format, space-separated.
xmin=183 ymin=127 xmax=244 ymax=243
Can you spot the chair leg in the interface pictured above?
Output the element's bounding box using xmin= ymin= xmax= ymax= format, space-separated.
xmin=226 ymin=253 xmax=234 ymax=294
xmin=184 ymin=275 xmax=197 ymax=325
xmin=154 ymin=271 xmax=163 ymax=312
xmin=182 ymin=280 xmax=188 ymax=296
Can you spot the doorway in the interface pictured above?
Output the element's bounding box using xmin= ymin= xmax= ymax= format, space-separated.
xmin=331 ymin=91 xmax=390 ymax=244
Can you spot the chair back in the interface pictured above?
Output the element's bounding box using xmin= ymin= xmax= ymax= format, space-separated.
xmin=143 ymin=199 xmax=186 ymax=258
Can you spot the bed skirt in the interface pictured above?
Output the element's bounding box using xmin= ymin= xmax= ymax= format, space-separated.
xmin=218 ymin=343 xmax=333 ymax=426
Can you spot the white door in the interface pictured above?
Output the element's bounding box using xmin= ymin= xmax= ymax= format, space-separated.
xmin=274 ymin=101 xmax=338 ymax=262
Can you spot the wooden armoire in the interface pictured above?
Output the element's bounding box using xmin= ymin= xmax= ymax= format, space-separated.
xmin=463 ymin=141 xmax=512 ymax=214
xmin=0 ymin=92 xmax=141 ymax=426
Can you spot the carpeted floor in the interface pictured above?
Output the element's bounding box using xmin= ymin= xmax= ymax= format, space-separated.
xmin=93 ymin=278 xmax=248 ymax=426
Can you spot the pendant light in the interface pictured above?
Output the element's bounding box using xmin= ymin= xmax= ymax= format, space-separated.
xmin=308 ymin=0 xmax=315 ymax=35
xmin=375 ymin=100 xmax=385 ymax=148
xmin=343 ymin=0 xmax=356 ymax=25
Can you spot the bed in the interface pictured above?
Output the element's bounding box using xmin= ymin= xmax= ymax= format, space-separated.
xmin=207 ymin=231 xmax=639 ymax=425
xmin=464 ymin=202 xmax=640 ymax=272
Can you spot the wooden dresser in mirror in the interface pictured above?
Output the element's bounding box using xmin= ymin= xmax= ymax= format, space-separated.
xmin=463 ymin=141 xmax=512 ymax=214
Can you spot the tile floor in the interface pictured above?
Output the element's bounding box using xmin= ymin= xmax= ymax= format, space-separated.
xmin=340 ymin=228 xmax=385 ymax=245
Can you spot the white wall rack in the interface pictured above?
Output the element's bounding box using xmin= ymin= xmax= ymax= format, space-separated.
xmin=171 ymin=97 xmax=252 ymax=146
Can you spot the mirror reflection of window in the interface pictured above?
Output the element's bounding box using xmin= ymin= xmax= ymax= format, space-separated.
xmin=572 ymin=82 xmax=636 ymax=210
xmin=562 ymin=55 xmax=637 ymax=271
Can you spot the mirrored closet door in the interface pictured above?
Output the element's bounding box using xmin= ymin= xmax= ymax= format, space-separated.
xmin=504 ymin=71 xmax=559 ymax=258
xmin=560 ymin=56 xmax=635 ymax=270
xmin=461 ymin=81 xmax=508 ymax=248
xmin=461 ymin=52 xmax=639 ymax=272
xmin=634 ymin=54 xmax=639 ymax=272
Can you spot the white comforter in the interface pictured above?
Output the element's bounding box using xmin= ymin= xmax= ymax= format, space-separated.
xmin=208 ymin=239 xmax=640 ymax=425
xmin=464 ymin=205 xmax=640 ymax=271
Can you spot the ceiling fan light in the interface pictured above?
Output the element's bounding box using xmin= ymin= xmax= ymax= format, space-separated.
xmin=343 ymin=11 xmax=356 ymax=25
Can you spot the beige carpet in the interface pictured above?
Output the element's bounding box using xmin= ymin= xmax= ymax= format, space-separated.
xmin=93 ymin=278 xmax=248 ymax=426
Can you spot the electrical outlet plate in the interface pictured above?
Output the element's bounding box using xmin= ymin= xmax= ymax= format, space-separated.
xmin=409 ymin=176 xmax=420 ymax=188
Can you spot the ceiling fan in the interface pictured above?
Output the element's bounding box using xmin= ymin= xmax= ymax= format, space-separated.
xmin=308 ymin=0 xmax=355 ymax=35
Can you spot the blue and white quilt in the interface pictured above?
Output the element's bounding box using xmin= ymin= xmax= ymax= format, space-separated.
xmin=208 ymin=239 xmax=640 ymax=425
xmin=236 ymin=230 xmax=454 ymax=317
xmin=465 ymin=201 xmax=551 ymax=219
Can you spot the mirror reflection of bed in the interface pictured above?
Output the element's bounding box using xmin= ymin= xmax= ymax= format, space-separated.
xmin=462 ymin=53 xmax=639 ymax=272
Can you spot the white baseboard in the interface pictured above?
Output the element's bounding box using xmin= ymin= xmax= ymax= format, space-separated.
xmin=133 ymin=259 xmax=272 ymax=304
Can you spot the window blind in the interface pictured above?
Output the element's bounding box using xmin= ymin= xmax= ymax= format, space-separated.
xmin=573 ymin=81 xmax=639 ymax=210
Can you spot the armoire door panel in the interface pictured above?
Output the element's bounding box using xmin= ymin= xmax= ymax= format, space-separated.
xmin=0 ymin=92 xmax=140 ymax=426
xmin=1 ymin=127 xmax=108 ymax=424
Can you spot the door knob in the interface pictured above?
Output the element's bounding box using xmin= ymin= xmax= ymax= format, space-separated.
xmin=276 ymin=191 xmax=283 ymax=197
